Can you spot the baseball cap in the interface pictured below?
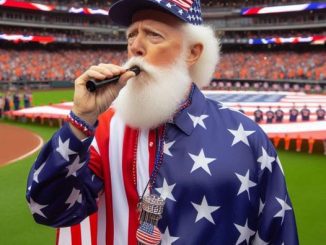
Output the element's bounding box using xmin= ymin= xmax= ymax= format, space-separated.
xmin=109 ymin=0 xmax=202 ymax=26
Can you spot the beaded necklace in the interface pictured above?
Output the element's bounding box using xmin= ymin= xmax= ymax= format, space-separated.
xmin=135 ymin=84 xmax=195 ymax=244
xmin=137 ymin=83 xmax=194 ymax=202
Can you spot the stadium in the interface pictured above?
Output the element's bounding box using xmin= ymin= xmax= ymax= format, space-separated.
xmin=0 ymin=0 xmax=325 ymax=244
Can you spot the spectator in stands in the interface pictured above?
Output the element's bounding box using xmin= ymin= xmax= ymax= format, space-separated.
xmin=300 ymin=105 xmax=310 ymax=121
xmin=289 ymin=104 xmax=299 ymax=122
xmin=316 ymin=105 xmax=325 ymax=120
xmin=254 ymin=106 xmax=263 ymax=123
xmin=275 ymin=106 xmax=284 ymax=123
xmin=266 ymin=106 xmax=275 ymax=123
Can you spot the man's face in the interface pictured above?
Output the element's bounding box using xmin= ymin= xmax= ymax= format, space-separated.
xmin=126 ymin=10 xmax=184 ymax=67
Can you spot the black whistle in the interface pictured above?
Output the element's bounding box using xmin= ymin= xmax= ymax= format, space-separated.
xmin=86 ymin=66 xmax=141 ymax=92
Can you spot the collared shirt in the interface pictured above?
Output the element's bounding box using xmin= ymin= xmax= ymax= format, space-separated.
xmin=26 ymin=84 xmax=298 ymax=245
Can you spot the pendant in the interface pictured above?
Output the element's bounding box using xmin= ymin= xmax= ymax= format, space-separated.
xmin=136 ymin=194 xmax=165 ymax=245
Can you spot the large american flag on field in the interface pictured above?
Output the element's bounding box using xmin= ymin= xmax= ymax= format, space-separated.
xmin=10 ymin=90 xmax=326 ymax=139
xmin=26 ymin=86 xmax=298 ymax=244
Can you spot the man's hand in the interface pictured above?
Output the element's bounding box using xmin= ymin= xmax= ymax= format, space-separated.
xmin=70 ymin=64 xmax=136 ymax=138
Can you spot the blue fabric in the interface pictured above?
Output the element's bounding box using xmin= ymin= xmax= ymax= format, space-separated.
xmin=26 ymin=85 xmax=298 ymax=243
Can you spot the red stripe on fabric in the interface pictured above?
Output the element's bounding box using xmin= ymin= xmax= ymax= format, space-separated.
xmin=89 ymin=145 xmax=104 ymax=180
xmin=90 ymin=212 xmax=98 ymax=245
xmin=56 ymin=228 xmax=60 ymax=245
xmin=71 ymin=225 xmax=82 ymax=245
xmin=96 ymin=108 xmax=116 ymax=245
xmin=122 ymin=127 xmax=139 ymax=245
xmin=148 ymin=129 xmax=156 ymax=177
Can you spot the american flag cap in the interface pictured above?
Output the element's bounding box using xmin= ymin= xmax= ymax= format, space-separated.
xmin=109 ymin=0 xmax=202 ymax=26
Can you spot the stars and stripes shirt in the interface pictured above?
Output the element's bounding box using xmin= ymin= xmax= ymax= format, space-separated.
xmin=26 ymin=84 xmax=299 ymax=244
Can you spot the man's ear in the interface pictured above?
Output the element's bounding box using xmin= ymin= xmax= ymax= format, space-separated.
xmin=186 ymin=43 xmax=203 ymax=67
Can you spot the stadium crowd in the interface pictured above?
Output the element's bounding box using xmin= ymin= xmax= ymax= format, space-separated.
xmin=0 ymin=48 xmax=325 ymax=82
xmin=215 ymin=51 xmax=326 ymax=81
xmin=0 ymin=48 xmax=126 ymax=82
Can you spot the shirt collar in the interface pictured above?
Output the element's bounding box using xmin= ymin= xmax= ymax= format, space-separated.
xmin=172 ymin=83 xmax=207 ymax=136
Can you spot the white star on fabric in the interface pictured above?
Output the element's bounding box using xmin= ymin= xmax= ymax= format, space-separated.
xmin=65 ymin=188 xmax=82 ymax=209
xmin=257 ymin=147 xmax=275 ymax=172
xmin=274 ymin=197 xmax=292 ymax=224
xmin=188 ymin=113 xmax=209 ymax=129
xmin=276 ymin=156 xmax=284 ymax=175
xmin=156 ymin=178 xmax=176 ymax=202
xmin=155 ymin=0 xmax=161 ymax=3
xmin=189 ymin=149 xmax=216 ymax=175
xmin=228 ymin=123 xmax=255 ymax=147
xmin=178 ymin=9 xmax=183 ymax=15
xmin=234 ymin=219 xmax=255 ymax=245
xmin=56 ymin=136 xmax=76 ymax=161
xmin=66 ymin=155 xmax=86 ymax=178
xmin=235 ymin=170 xmax=257 ymax=200
xmin=164 ymin=140 xmax=175 ymax=157
xmin=28 ymin=198 xmax=48 ymax=218
xmin=33 ymin=161 xmax=46 ymax=183
xmin=258 ymin=199 xmax=265 ymax=216
xmin=191 ymin=196 xmax=220 ymax=224
xmin=161 ymin=227 xmax=179 ymax=245
xmin=166 ymin=2 xmax=172 ymax=8
xmin=252 ymin=231 xmax=269 ymax=245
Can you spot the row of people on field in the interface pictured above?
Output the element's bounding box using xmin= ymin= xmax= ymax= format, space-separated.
xmin=209 ymin=80 xmax=325 ymax=94
xmin=250 ymin=105 xmax=326 ymax=123
xmin=0 ymin=90 xmax=32 ymax=117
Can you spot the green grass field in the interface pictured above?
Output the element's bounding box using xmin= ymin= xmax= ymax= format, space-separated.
xmin=0 ymin=89 xmax=325 ymax=244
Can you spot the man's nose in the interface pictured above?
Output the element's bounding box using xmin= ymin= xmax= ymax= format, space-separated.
xmin=129 ymin=35 xmax=146 ymax=57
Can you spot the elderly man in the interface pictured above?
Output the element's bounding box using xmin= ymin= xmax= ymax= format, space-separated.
xmin=26 ymin=0 xmax=298 ymax=244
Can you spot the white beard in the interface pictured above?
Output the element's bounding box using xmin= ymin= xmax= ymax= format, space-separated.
xmin=113 ymin=56 xmax=192 ymax=129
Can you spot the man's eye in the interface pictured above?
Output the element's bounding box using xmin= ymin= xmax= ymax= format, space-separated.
xmin=127 ymin=32 xmax=136 ymax=39
xmin=149 ymin=32 xmax=162 ymax=38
